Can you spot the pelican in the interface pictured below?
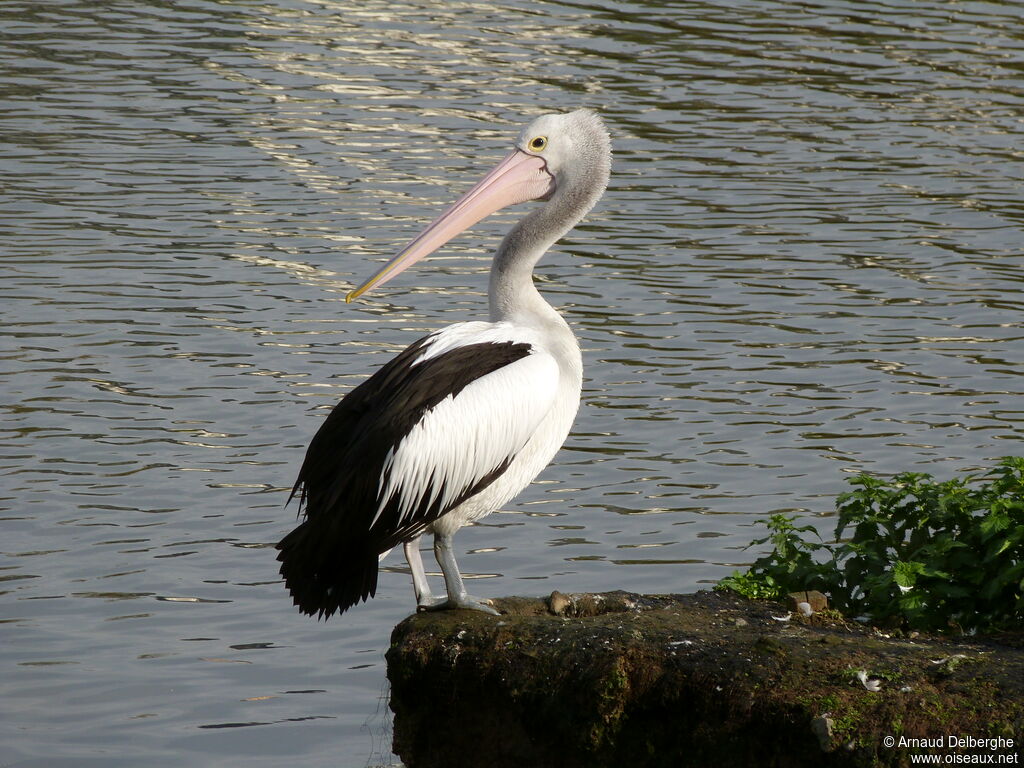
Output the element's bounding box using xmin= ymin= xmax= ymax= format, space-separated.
xmin=277 ymin=109 xmax=611 ymax=618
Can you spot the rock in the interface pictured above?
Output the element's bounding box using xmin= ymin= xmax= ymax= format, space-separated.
xmin=754 ymin=633 xmax=785 ymax=656
xmin=386 ymin=590 xmax=1024 ymax=768
xmin=811 ymin=714 xmax=835 ymax=751
xmin=787 ymin=590 xmax=828 ymax=614
xmin=547 ymin=590 xmax=571 ymax=616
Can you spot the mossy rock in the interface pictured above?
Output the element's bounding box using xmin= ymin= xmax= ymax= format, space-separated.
xmin=386 ymin=591 xmax=1023 ymax=768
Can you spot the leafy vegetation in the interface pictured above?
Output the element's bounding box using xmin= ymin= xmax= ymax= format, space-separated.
xmin=717 ymin=457 xmax=1024 ymax=632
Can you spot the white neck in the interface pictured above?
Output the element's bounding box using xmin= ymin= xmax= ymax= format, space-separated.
xmin=487 ymin=203 xmax=583 ymax=387
xmin=487 ymin=160 xmax=606 ymax=323
xmin=488 ymin=208 xmax=567 ymax=327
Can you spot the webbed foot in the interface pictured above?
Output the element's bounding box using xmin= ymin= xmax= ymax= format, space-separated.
xmin=419 ymin=594 xmax=500 ymax=615
xmin=415 ymin=594 xmax=448 ymax=612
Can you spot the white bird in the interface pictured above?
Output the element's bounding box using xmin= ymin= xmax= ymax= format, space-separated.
xmin=276 ymin=109 xmax=612 ymax=618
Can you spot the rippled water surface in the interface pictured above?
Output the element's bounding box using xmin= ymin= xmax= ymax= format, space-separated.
xmin=2 ymin=0 xmax=1022 ymax=765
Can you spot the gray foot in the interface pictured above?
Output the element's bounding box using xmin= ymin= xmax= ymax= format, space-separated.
xmin=429 ymin=531 xmax=500 ymax=615
xmin=419 ymin=594 xmax=500 ymax=615
xmin=415 ymin=594 xmax=448 ymax=611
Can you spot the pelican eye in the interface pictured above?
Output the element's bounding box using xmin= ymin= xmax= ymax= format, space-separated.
xmin=529 ymin=136 xmax=548 ymax=152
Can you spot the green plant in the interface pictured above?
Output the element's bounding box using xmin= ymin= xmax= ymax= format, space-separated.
xmin=717 ymin=457 xmax=1024 ymax=632
xmin=717 ymin=514 xmax=831 ymax=600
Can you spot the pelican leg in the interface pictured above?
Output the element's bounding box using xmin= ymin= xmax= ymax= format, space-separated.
xmin=404 ymin=537 xmax=446 ymax=611
xmin=422 ymin=531 xmax=499 ymax=615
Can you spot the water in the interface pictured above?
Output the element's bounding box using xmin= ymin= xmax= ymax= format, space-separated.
xmin=2 ymin=0 xmax=1022 ymax=765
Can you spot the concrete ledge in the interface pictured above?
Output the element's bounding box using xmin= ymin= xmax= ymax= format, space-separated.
xmin=386 ymin=591 xmax=1023 ymax=767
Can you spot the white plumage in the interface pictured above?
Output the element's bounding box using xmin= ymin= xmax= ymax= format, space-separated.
xmin=373 ymin=324 xmax=562 ymax=531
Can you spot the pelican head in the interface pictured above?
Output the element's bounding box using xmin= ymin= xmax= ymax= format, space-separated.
xmin=346 ymin=109 xmax=610 ymax=302
xmin=514 ymin=109 xmax=611 ymax=211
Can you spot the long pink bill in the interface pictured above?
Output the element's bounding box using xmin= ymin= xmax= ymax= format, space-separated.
xmin=346 ymin=149 xmax=554 ymax=302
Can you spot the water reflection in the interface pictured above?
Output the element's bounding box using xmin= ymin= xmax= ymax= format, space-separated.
xmin=2 ymin=0 xmax=1023 ymax=765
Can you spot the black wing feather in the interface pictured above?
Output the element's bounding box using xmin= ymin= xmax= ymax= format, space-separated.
xmin=276 ymin=334 xmax=532 ymax=619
